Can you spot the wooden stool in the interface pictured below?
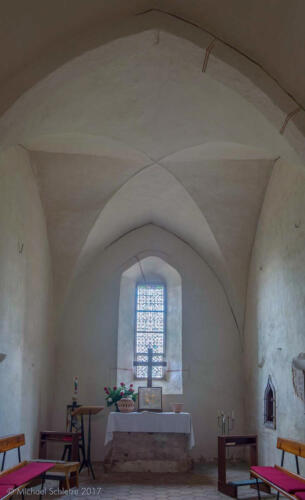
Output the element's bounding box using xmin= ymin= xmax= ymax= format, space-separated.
xmin=30 ymin=460 xmax=79 ymax=490
xmin=51 ymin=462 xmax=79 ymax=490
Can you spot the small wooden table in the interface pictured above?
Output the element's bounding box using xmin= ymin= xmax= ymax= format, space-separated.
xmin=29 ymin=460 xmax=79 ymax=490
xmin=218 ymin=435 xmax=270 ymax=498
xmin=71 ymin=406 xmax=104 ymax=479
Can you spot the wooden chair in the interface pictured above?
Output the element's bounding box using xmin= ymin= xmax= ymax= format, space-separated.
xmin=39 ymin=404 xmax=85 ymax=469
xmin=61 ymin=403 xmax=85 ymax=464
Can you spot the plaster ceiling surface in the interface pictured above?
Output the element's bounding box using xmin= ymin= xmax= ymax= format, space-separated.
xmin=32 ymin=148 xmax=273 ymax=330
xmin=162 ymin=157 xmax=274 ymax=302
xmin=13 ymin=28 xmax=295 ymax=328
xmin=30 ymin=149 xmax=150 ymax=299
xmin=0 ymin=0 xmax=304 ymax=114
xmin=1 ymin=13 xmax=302 ymax=333
xmin=0 ymin=29 xmax=297 ymax=160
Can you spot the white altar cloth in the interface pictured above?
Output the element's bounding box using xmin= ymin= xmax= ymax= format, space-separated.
xmin=105 ymin=412 xmax=195 ymax=449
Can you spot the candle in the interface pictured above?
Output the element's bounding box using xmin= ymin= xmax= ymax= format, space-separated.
xmin=73 ymin=376 xmax=79 ymax=394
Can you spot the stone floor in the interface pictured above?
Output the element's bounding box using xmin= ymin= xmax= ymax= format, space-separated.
xmin=38 ymin=462 xmax=278 ymax=500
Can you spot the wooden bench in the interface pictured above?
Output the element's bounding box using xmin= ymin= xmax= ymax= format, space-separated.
xmin=0 ymin=435 xmax=24 ymax=472
xmin=0 ymin=434 xmax=79 ymax=499
xmin=250 ymin=438 xmax=305 ymax=499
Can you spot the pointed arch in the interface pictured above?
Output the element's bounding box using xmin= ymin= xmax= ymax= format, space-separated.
xmin=117 ymin=255 xmax=183 ymax=394
xmin=264 ymin=375 xmax=276 ymax=429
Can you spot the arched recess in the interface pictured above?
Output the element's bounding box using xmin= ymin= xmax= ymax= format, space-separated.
xmin=117 ymin=255 xmax=183 ymax=395
xmin=264 ymin=375 xmax=276 ymax=430
xmin=71 ymin=163 xmax=241 ymax=332
xmin=53 ymin=223 xmax=244 ymax=459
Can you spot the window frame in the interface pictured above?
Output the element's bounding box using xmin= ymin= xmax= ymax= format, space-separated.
xmin=134 ymin=281 xmax=167 ymax=380
xmin=264 ymin=375 xmax=276 ymax=429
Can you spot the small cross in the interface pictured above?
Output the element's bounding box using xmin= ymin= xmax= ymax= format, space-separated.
xmin=133 ymin=347 xmax=167 ymax=388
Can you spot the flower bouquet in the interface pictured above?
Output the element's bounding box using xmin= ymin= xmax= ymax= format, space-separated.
xmin=104 ymin=382 xmax=137 ymax=412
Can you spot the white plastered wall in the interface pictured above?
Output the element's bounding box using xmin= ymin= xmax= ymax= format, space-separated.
xmin=0 ymin=146 xmax=54 ymax=463
xmin=52 ymin=225 xmax=244 ymax=460
xmin=244 ymin=158 xmax=305 ymax=469
xmin=0 ymin=12 xmax=304 ymax=466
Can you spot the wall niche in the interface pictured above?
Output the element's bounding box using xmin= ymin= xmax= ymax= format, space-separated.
xmin=264 ymin=375 xmax=276 ymax=429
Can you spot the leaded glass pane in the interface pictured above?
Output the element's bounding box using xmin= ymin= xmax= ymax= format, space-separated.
xmin=136 ymin=354 xmax=148 ymax=379
xmin=136 ymin=332 xmax=164 ymax=353
xmin=137 ymin=285 xmax=164 ymax=311
xmin=136 ymin=311 xmax=164 ymax=332
xmin=135 ymin=284 xmax=165 ymax=379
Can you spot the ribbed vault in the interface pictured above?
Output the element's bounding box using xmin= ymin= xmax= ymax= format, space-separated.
xmin=0 ymin=25 xmax=303 ymax=333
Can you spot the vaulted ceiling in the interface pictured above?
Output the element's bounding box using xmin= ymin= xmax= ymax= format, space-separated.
xmin=0 ymin=3 xmax=304 ymax=332
xmin=0 ymin=0 xmax=304 ymax=116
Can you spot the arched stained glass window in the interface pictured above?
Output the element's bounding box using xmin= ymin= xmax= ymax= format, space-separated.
xmin=135 ymin=284 xmax=166 ymax=379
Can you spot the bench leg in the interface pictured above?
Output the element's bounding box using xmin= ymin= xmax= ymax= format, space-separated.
xmin=39 ymin=473 xmax=46 ymax=500
xmin=1 ymin=451 xmax=6 ymax=471
xmin=296 ymin=455 xmax=300 ymax=475
xmin=276 ymin=492 xmax=279 ymax=500
xmin=255 ymin=479 xmax=261 ymax=499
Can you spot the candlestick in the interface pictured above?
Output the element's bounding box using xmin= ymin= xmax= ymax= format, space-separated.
xmin=217 ymin=411 xmax=235 ymax=435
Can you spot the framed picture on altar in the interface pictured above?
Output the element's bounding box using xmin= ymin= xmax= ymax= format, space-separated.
xmin=138 ymin=387 xmax=162 ymax=412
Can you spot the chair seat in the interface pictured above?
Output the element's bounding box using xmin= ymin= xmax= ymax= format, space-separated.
xmin=0 ymin=485 xmax=15 ymax=499
xmin=0 ymin=462 xmax=55 ymax=487
xmin=251 ymin=466 xmax=305 ymax=494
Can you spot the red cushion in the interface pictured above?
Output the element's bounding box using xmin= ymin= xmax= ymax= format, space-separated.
xmin=61 ymin=434 xmax=81 ymax=442
xmin=0 ymin=462 xmax=55 ymax=487
xmin=0 ymin=485 xmax=15 ymax=499
xmin=251 ymin=466 xmax=305 ymax=493
xmin=296 ymin=493 xmax=305 ymax=500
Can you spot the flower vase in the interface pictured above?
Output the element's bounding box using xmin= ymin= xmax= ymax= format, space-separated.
xmin=117 ymin=398 xmax=135 ymax=413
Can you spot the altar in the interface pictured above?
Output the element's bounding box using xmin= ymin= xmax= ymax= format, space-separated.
xmin=104 ymin=412 xmax=195 ymax=472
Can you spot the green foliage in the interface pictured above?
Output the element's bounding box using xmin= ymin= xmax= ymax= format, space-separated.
xmin=104 ymin=382 xmax=137 ymax=408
